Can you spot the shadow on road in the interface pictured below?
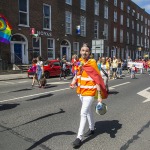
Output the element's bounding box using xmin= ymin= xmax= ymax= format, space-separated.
xmin=26 ymin=131 xmax=76 ymax=150
xmin=81 ymin=120 xmax=122 ymax=146
xmin=0 ymin=103 xmax=20 ymax=111
xmin=26 ymin=93 xmax=54 ymax=101
xmin=11 ymin=88 xmax=33 ymax=92
xmin=108 ymin=91 xmax=119 ymax=95
xmin=22 ymin=108 xmax=65 ymax=126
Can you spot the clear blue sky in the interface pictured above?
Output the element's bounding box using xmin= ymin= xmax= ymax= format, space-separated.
xmin=132 ymin=0 xmax=150 ymax=14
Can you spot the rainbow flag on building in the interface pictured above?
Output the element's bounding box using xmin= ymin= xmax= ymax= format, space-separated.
xmin=0 ymin=14 xmax=12 ymax=44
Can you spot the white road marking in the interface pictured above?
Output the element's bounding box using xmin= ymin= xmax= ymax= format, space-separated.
xmin=109 ymin=82 xmax=130 ymax=90
xmin=47 ymin=82 xmax=70 ymax=85
xmin=0 ymin=82 xmax=131 ymax=103
xmin=0 ymin=81 xmax=15 ymax=84
xmin=0 ymin=88 xmax=70 ymax=103
xmin=137 ymin=87 xmax=150 ymax=103
xmin=18 ymin=81 xmax=28 ymax=83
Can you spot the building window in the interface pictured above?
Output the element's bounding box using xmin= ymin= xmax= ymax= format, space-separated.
xmin=65 ymin=11 xmax=72 ymax=34
xmin=141 ymin=25 xmax=143 ymax=33
xmin=114 ymin=0 xmax=117 ymax=6
xmin=104 ymin=5 xmax=108 ymax=19
xmin=19 ymin=0 xmax=29 ymax=26
xmin=141 ymin=37 xmax=143 ymax=46
xmin=127 ymin=18 xmax=129 ymax=27
xmin=132 ymin=20 xmax=134 ymax=29
xmin=121 ymin=1 xmax=124 ymax=10
xmin=137 ymin=13 xmax=140 ymax=19
xmin=104 ymin=23 xmax=108 ymax=40
xmin=145 ymin=18 xmax=147 ymax=24
xmin=145 ymin=28 xmax=147 ymax=35
xmin=80 ymin=0 xmax=86 ymax=10
xmin=127 ymin=6 xmax=130 ymax=13
xmin=132 ymin=34 xmax=134 ymax=45
xmin=43 ymin=4 xmax=51 ymax=30
xmin=120 ymin=29 xmax=123 ymax=43
xmin=32 ymin=37 xmax=41 ymax=57
xmin=47 ymin=39 xmax=55 ymax=59
xmin=66 ymin=0 xmax=72 ymax=5
xmin=94 ymin=21 xmax=99 ymax=39
xmin=114 ymin=11 xmax=117 ymax=22
xmin=80 ymin=16 xmax=86 ymax=37
xmin=137 ymin=23 xmax=139 ymax=32
xmin=141 ymin=15 xmax=143 ymax=21
xmin=73 ymin=42 xmax=79 ymax=55
xmin=137 ymin=36 xmax=139 ymax=46
xmin=132 ymin=10 xmax=135 ymax=16
xmin=94 ymin=0 xmax=99 ymax=16
xmin=148 ymin=29 xmax=150 ymax=36
xmin=127 ymin=32 xmax=129 ymax=44
xmin=120 ymin=15 xmax=123 ymax=25
xmin=114 ymin=27 xmax=117 ymax=42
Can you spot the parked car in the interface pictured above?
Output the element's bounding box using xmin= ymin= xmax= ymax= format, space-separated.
xmin=27 ymin=59 xmax=71 ymax=78
xmin=122 ymin=60 xmax=128 ymax=70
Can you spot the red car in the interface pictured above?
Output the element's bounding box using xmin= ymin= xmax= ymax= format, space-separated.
xmin=27 ymin=59 xmax=71 ymax=78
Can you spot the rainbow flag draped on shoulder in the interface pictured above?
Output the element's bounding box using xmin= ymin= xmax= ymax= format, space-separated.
xmin=82 ymin=58 xmax=108 ymax=99
xmin=0 ymin=14 xmax=12 ymax=44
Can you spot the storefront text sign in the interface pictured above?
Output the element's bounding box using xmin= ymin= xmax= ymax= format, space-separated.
xmin=37 ymin=30 xmax=52 ymax=37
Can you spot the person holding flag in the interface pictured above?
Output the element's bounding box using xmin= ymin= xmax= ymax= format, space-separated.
xmin=70 ymin=43 xmax=108 ymax=148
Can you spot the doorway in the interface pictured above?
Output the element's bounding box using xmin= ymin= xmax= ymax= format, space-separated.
xmin=60 ymin=40 xmax=71 ymax=61
xmin=14 ymin=44 xmax=22 ymax=64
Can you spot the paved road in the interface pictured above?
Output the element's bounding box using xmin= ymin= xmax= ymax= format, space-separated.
xmin=0 ymin=72 xmax=150 ymax=150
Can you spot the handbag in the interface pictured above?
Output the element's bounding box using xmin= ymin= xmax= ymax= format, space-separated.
xmin=101 ymin=68 xmax=108 ymax=78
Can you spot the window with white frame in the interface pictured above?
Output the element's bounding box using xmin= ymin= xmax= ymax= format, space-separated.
xmin=121 ymin=1 xmax=124 ymax=10
xmin=137 ymin=36 xmax=139 ymax=46
xmin=66 ymin=0 xmax=72 ymax=5
xmin=147 ymin=39 xmax=149 ymax=48
xmin=148 ymin=29 xmax=150 ymax=36
xmin=137 ymin=13 xmax=140 ymax=19
xmin=127 ymin=18 xmax=129 ymax=27
xmin=19 ymin=0 xmax=29 ymax=26
xmin=80 ymin=0 xmax=86 ymax=10
xmin=141 ymin=15 xmax=143 ymax=21
xmin=114 ymin=0 xmax=117 ymax=6
xmin=73 ymin=42 xmax=79 ymax=55
xmin=127 ymin=6 xmax=130 ymax=13
xmin=104 ymin=23 xmax=108 ymax=40
xmin=120 ymin=15 xmax=123 ymax=25
xmin=120 ymin=29 xmax=123 ymax=43
xmin=141 ymin=25 xmax=143 ymax=33
xmin=65 ymin=11 xmax=72 ymax=34
xmin=114 ymin=11 xmax=117 ymax=22
xmin=132 ymin=34 xmax=134 ymax=45
xmin=137 ymin=23 xmax=139 ymax=32
xmin=43 ymin=4 xmax=51 ymax=30
xmin=141 ymin=37 xmax=143 ymax=46
xmin=94 ymin=21 xmax=99 ymax=39
xmin=47 ymin=38 xmax=55 ymax=59
xmin=127 ymin=32 xmax=129 ymax=44
xmin=104 ymin=5 xmax=108 ymax=19
xmin=132 ymin=20 xmax=134 ymax=29
xmin=114 ymin=27 xmax=117 ymax=42
xmin=32 ymin=37 xmax=40 ymax=57
xmin=145 ymin=18 xmax=147 ymax=24
xmin=80 ymin=16 xmax=86 ymax=36
xmin=148 ymin=20 xmax=150 ymax=26
xmin=145 ymin=27 xmax=147 ymax=35
xmin=132 ymin=10 xmax=135 ymax=16
xmin=144 ymin=38 xmax=147 ymax=48
xmin=94 ymin=0 xmax=99 ymax=16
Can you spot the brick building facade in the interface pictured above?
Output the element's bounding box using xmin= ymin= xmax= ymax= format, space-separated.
xmin=0 ymin=0 xmax=150 ymax=66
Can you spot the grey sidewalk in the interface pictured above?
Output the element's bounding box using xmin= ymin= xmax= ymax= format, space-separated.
xmin=0 ymin=73 xmax=28 ymax=81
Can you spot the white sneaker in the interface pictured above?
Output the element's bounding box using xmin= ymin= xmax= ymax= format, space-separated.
xmin=64 ymin=78 xmax=67 ymax=80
